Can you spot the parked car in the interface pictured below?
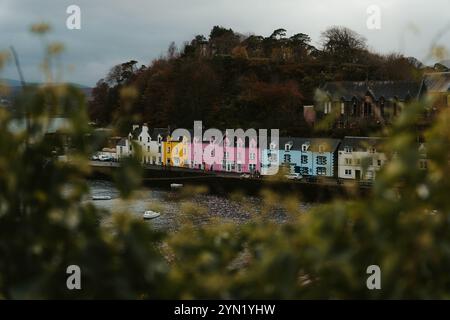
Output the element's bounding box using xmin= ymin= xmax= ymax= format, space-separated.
xmin=91 ymin=154 xmax=99 ymax=160
xmin=285 ymin=173 xmax=302 ymax=180
xmin=98 ymin=154 xmax=112 ymax=161
xmin=240 ymin=173 xmax=251 ymax=179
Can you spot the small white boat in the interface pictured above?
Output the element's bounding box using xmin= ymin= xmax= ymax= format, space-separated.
xmin=170 ymin=183 xmax=183 ymax=189
xmin=143 ymin=210 xmax=161 ymax=220
xmin=92 ymin=195 xmax=112 ymax=201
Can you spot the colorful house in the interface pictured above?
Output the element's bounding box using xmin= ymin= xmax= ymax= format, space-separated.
xmin=190 ymin=133 xmax=260 ymax=174
xmin=262 ymin=137 xmax=340 ymax=177
xmin=163 ymin=132 xmax=191 ymax=168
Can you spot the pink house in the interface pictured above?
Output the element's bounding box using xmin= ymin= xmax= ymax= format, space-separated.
xmin=190 ymin=135 xmax=260 ymax=174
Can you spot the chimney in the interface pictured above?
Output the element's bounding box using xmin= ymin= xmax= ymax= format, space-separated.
xmin=303 ymin=105 xmax=316 ymax=126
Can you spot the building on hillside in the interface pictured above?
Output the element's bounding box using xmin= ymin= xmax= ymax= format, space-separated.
xmin=418 ymin=72 xmax=450 ymax=114
xmin=338 ymin=136 xmax=387 ymax=181
xmin=317 ymin=81 xmax=420 ymax=128
xmin=261 ymin=137 xmax=340 ymax=177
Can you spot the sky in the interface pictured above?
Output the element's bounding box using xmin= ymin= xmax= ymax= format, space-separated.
xmin=1 ymin=0 xmax=449 ymax=87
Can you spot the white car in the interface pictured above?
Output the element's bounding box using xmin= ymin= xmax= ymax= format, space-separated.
xmin=98 ymin=154 xmax=112 ymax=161
xmin=240 ymin=173 xmax=251 ymax=179
xmin=285 ymin=173 xmax=302 ymax=180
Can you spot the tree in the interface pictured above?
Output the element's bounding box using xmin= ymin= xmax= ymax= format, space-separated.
xmin=321 ymin=26 xmax=367 ymax=64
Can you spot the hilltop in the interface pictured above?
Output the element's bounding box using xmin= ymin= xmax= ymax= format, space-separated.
xmin=88 ymin=26 xmax=426 ymax=137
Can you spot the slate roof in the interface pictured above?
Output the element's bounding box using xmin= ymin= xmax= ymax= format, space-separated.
xmin=338 ymin=136 xmax=385 ymax=152
xmin=130 ymin=126 xmax=143 ymax=140
xmin=419 ymin=72 xmax=450 ymax=94
xmin=321 ymin=81 xmax=420 ymax=101
xmin=117 ymin=138 xmax=128 ymax=146
xmin=150 ymin=128 xmax=170 ymax=140
xmin=279 ymin=137 xmax=340 ymax=153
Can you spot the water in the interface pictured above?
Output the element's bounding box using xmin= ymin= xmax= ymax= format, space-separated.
xmin=88 ymin=180 xmax=312 ymax=231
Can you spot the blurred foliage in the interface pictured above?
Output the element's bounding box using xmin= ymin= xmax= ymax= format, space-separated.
xmin=1 ymin=24 xmax=450 ymax=299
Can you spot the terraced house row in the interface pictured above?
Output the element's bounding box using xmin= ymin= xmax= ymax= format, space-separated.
xmin=112 ymin=124 xmax=429 ymax=181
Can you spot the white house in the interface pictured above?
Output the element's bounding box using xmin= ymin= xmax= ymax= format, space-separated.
xmin=123 ymin=124 xmax=168 ymax=165
xmin=116 ymin=137 xmax=131 ymax=159
xmin=338 ymin=136 xmax=387 ymax=181
xmin=128 ymin=124 xmax=169 ymax=165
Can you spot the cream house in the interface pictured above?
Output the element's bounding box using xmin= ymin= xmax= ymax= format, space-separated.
xmin=338 ymin=136 xmax=387 ymax=181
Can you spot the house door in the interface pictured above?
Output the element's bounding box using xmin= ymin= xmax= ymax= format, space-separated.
xmin=355 ymin=170 xmax=361 ymax=180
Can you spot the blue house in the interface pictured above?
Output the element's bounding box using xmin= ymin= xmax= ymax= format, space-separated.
xmin=261 ymin=137 xmax=340 ymax=177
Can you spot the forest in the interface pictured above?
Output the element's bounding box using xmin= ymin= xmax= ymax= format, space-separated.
xmin=88 ymin=26 xmax=424 ymax=136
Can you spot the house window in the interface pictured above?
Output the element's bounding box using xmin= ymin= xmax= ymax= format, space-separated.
xmin=285 ymin=144 xmax=292 ymax=151
xmin=369 ymin=148 xmax=376 ymax=153
xmin=148 ymin=137 xmax=150 ymax=143
xmin=316 ymin=167 xmax=326 ymax=176
xmin=284 ymin=154 xmax=291 ymax=163
xmin=269 ymin=153 xmax=278 ymax=162
xmin=363 ymin=102 xmax=372 ymax=116
xmin=344 ymin=146 xmax=352 ymax=153
xmin=345 ymin=169 xmax=352 ymax=175
xmin=300 ymin=167 xmax=309 ymax=175
xmin=211 ymin=149 xmax=215 ymax=157
xmin=318 ymin=145 xmax=325 ymax=153
xmin=139 ymin=136 xmax=142 ymax=142
xmin=250 ymin=153 xmax=256 ymax=160
xmin=270 ymin=143 xmax=277 ymax=150
xmin=224 ymin=152 xmax=229 ymax=159
xmin=324 ymin=102 xmax=332 ymax=114
xmin=147 ymin=146 xmax=150 ymax=152
xmin=341 ymin=102 xmax=345 ymax=115
xmin=302 ymin=144 xmax=309 ymax=152
xmin=316 ymin=156 xmax=327 ymax=165
xmin=419 ymin=159 xmax=428 ymax=170
xmin=377 ymin=159 xmax=382 ymax=166
xmin=301 ymin=155 xmax=308 ymax=164
xmin=345 ymin=158 xmax=352 ymax=165
xmin=366 ymin=170 xmax=374 ymax=180
xmin=158 ymin=146 xmax=161 ymax=153
xmin=249 ymin=164 xmax=256 ymax=172
xmin=355 ymin=159 xmax=361 ymax=165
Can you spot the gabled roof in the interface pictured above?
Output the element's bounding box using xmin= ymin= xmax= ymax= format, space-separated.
xmin=130 ymin=126 xmax=143 ymax=140
xmin=419 ymin=72 xmax=450 ymax=94
xmin=150 ymin=128 xmax=170 ymax=140
xmin=338 ymin=136 xmax=385 ymax=152
xmin=279 ymin=137 xmax=340 ymax=153
xmin=321 ymin=81 xmax=420 ymax=101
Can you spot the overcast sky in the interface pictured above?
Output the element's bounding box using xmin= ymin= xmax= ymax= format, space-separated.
xmin=1 ymin=0 xmax=449 ymax=86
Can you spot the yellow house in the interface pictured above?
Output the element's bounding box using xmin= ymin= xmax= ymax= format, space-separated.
xmin=163 ymin=135 xmax=191 ymax=168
